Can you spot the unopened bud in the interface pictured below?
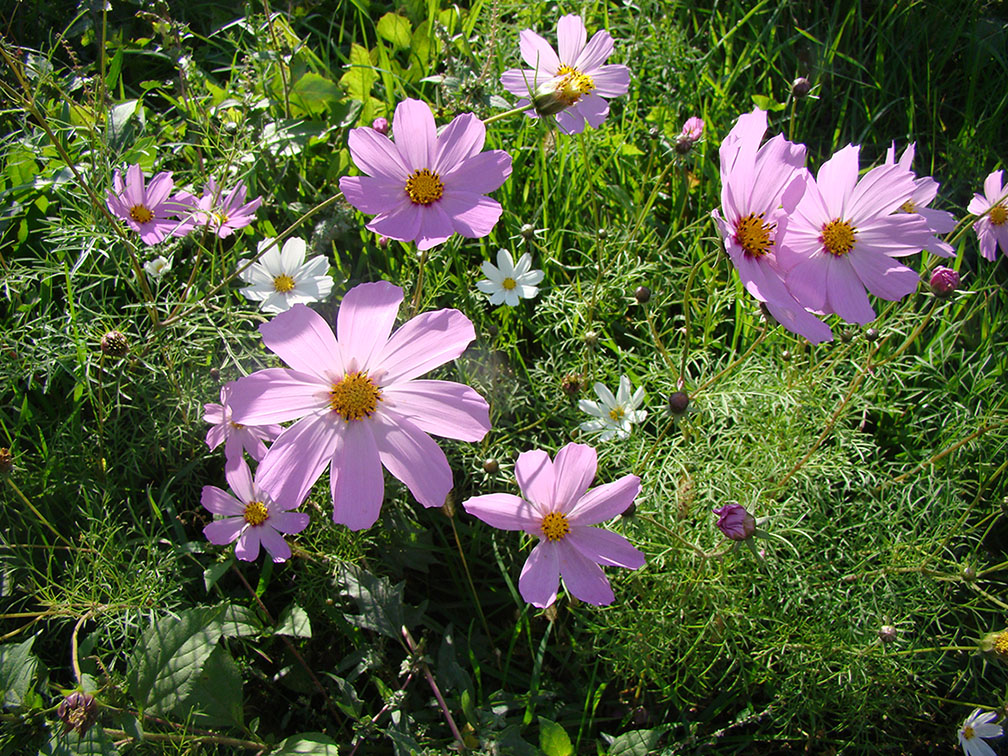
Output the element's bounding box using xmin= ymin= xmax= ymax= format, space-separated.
xmin=961 ymin=564 xmax=977 ymax=581
xmin=100 ymin=330 xmax=128 ymax=358
xmin=597 ymin=228 xmax=608 ymax=240
xmin=865 ymin=327 xmax=879 ymax=342
xmin=57 ymin=691 xmax=99 ymax=735
xmin=583 ymin=330 xmax=598 ymax=347
xmin=482 ymin=458 xmax=499 ymax=474
xmin=519 ymin=223 xmax=536 ymax=241
xmin=929 ymin=266 xmax=959 ymax=297
xmin=209 ymin=367 xmax=220 ymax=381
xmin=371 ymin=117 xmax=389 ymax=135
xmin=713 ymin=503 xmax=756 ymax=541
xmin=667 ymin=391 xmax=690 ymax=415
xmin=878 ymin=625 xmax=897 ymax=643
xmin=378 ymin=235 xmax=389 ymax=249
xmin=791 ymin=77 xmax=811 ymax=98
xmin=442 ymin=490 xmax=456 ymax=518
xmin=781 ymin=349 xmax=791 ymax=362
xmin=634 ymin=285 xmax=651 ymax=304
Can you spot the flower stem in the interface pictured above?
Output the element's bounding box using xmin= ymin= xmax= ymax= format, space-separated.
xmin=402 ymin=626 xmax=468 ymax=751
xmin=482 ymin=101 xmax=537 ymax=126
xmin=3 ymin=477 xmax=76 ymax=550
xmin=410 ymin=247 xmax=429 ymax=318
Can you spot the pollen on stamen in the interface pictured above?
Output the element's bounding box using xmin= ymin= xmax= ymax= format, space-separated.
xmin=554 ymin=64 xmax=596 ymax=106
xmin=609 ymin=407 xmax=625 ymax=421
xmin=273 ymin=273 xmax=296 ymax=293
xmin=541 ymin=511 xmax=570 ymax=541
xmin=243 ymin=500 xmax=269 ymax=526
xmin=502 ymin=277 xmax=517 ymax=291
xmin=990 ymin=203 xmax=1007 ymax=226
xmin=821 ymin=218 xmax=857 ymax=256
xmin=130 ymin=205 xmax=154 ymax=224
xmin=405 ymin=169 xmax=444 ymax=205
xmin=734 ymin=213 xmax=775 ymax=258
xmin=899 ymin=200 xmax=917 ymax=213
xmin=329 ymin=371 xmax=383 ymax=421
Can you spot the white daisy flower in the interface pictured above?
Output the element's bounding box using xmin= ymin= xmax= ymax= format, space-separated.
xmin=238 ymin=237 xmax=334 ymax=313
xmin=578 ymin=375 xmax=646 ymax=441
xmin=959 ymin=708 xmax=1002 ymax=756
xmin=144 ymin=255 xmax=171 ymax=280
xmin=476 ymin=248 xmax=544 ymax=306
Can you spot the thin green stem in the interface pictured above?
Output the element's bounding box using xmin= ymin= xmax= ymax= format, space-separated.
xmin=679 ymin=250 xmax=719 ymax=383
xmin=482 ymin=101 xmax=537 ymax=126
xmin=4 ymin=478 xmax=77 ymax=550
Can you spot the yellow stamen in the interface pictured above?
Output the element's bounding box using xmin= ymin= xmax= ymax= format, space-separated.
xmin=609 ymin=406 xmax=625 ymax=421
xmin=243 ymin=500 xmax=269 ymax=526
xmin=405 ymin=169 xmax=444 ymax=205
xmin=541 ymin=511 xmax=570 ymax=541
xmin=273 ymin=273 xmax=296 ymax=293
xmin=329 ymin=371 xmax=382 ymax=421
xmin=994 ymin=631 xmax=1008 ymax=657
xmin=502 ymin=277 xmax=517 ymax=290
xmin=821 ymin=219 xmax=857 ymax=256
xmin=734 ymin=213 xmax=775 ymax=258
xmin=963 ymin=725 xmax=975 ymax=740
xmin=554 ymin=64 xmax=596 ymax=106
xmin=129 ymin=205 xmax=154 ymax=223
xmin=990 ymin=203 xmax=1007 ymax=226
xmin=899 ymin=200 xmax=916 ymax=213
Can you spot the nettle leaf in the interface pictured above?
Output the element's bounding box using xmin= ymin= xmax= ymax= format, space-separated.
xmin=377 ymin=13 xmax=412 ymax=50
xmin=275 ymin=604 xmax=312 ymax=638
xmin=40 ymin=727 xmax=120 ymax=756
xmin=271 ymin=732 xmax=341 ymax=755
xmin=126 ymin=607 xmax=224 ymax=715
xmin=339 ymin=44 xmax=378 ymax=103
xmin=0 ymin=635 xmax=40 ymax=707
xmin=538 ymin=717 xmax=573 ymax=756
xmin=176 ymin=642 xmax=243 ymax=728
xmin=220 ymin=603 xmax=262 ymax=638
xmin=335 ymin=564 xmax=417 ymax=640
xmin=288 ymin=73 xmax=343 ymax=117
xmin=606 ymin=728 xmax=663 ymax=756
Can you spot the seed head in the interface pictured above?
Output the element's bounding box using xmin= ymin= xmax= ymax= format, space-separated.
xmin=791 ymin=77 xmax=812 ymax=98
xmin=583 ymin=330 xmax=599 ymax=347
xmin=57 ymin=691 xmax=99 ymax=735
xmin=482 ymin=458 xmax=499 ymax=474
xmin=560 ymin=373 xmax=583 ymax=396
xmin=634 ymin=285 xmax=651 ymax=304
xmin=878 ymin=625 xmax=897 ymax=643
xmin=519 ymin=223 xmax=536 ymax=241
xmin=100 ymin=330 xmax=129 ymax=357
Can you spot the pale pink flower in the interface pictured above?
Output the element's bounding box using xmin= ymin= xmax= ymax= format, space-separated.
xmin=227 ymin=282 xmax=491 ymax=530
xmin=201 ymin=457 xmax=309 ymax=562
xmin=204 ymin=383 xmax=282 ymax=469
xmin=105 ymin=164 xmax=194 ymax=245
xmin=339 ymin=99 xmax=512 ymax=251
xmin=463 ymin=443 xmax=645 ymax=608
xmin=500 ymin=14 xmax=630 ymax=135
xmin=176 ymin=178 xmax=263 ymax=238
xmin=967 ymin=170 xmax=1008 ymax=261
xmin=884 ymin=142 xmax=955 ymax=257
xmin=680 ymin=116 xmax=704 ymax=142
xmin=711 ymin=109 xmax=832 ymax=343
xmin=780 ymin=144 xmax=935 ymax=324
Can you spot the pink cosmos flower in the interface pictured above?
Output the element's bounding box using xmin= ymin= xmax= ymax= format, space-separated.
xmin=500 ymin=14 xmax=630 ymax=135
xmin=779 ymin=144 xmax=935 ymax=324
xmin=713 ymin=503 xmax=756 ymax=541
xmin=177 ymin=178 xmax=263 ymax=238
xmin=680 ymin=116 xmax=704 ymax=142
xmin=884 ymin=142 xmax=955 ymax=257
xmin=227 ymin=281 xmax=491 ymax=530
xmin=967 ymin=170 xmax=1008 ymax=261
xmin=339 ymin=99 xmax=512 ymax=251
xmin=711 ymin=109 xmax=832 ymax=343
xmin=463 ymin=443 xmax=645 ymax=608
xmin=204 ymin=383 xmax=282 ymax=469
xmin=105 ymin=164 xmax=194 ymax=245
xmin=201 ymin=457 xmax=309 ymax=562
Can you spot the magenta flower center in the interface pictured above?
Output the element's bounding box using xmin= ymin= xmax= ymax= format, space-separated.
xmin=405 ymin=169 xmax=444 ymax=205
xmin=329 ymin=371 xmax=383 ymax=421
xmin=734 ymin=213 xmax=775 ymax=258
xmin=273 ymin=273 xmax=296 ymax=293
xmin=243 ymin=500 xmax=269 ymax=526
xmin=554 ymin=64 xmax=596 ymax=106
xmin=821 ymin=219 xmax=857 ymax=256
xmin=129 ymin=204 xmax=154 ymax=223
xmin=541 ymin=511 xmax=570 ymax=541
xmin=990 ymin=203 xmax=1007 ymax=226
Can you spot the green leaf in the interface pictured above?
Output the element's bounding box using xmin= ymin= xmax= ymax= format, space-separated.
xmin=538 ymin=717 xmax=573 ymax=756
xmin=271 ymin=733 xmax=341 ymax=755
xmin=275 ymin=604 xmax=312 ymax=638
xmin=288 ymin=73 xmax=342 ymax=117
xmin=336 ymin=563 xmax=415 ymax=640
xmin=751 ymin=94 xmax=786 ymax=112
xmin=203 ymin=557 xmax=233 ymax=592
xmin=606 ymin=728 xmax=662 ymax=756
xmin=0 ymin=635 xmax=39 ymax=707
xmin=126 ymin=607 xmax=223 ymax=716
xmin=219 ymin=603 xmax=262 ymax=638
xmin=104 ymin=48 xmax=123 ymax=90
xmin=377 ymin=13 xmax=412 ymax=49
xmin=339 ymin=44 xmax=378 ymax=103
xmin=175 ymin=643 xmax=243 ymax=728
xmin=495 ymin=725 xmax=539 ymax=756
xmin=40 ymin=727 xmax=120 ymax=756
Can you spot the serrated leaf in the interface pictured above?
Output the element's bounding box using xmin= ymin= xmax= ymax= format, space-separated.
xmin=606 ymin=728 xmax=662 ymax=755
xmin=0 ymin=635 xmax=39 ymax=707
xmin=175 ymin=643 xmax=243 ymax=728
xmin=538 ymin=717 xmax=573 ymax=756
xmin=275 ymin=604 xmax=311 ymax=638
xmin=220 ymin=603 xmax=262 ymax=638
xmin=127 ymin=607 xmax=223 ymax=716
xmin=203 ymin=557 xmax=233 ymax=592
xmin=271 ymin=733 xmax=341 ymax=755
xmin=40 ymin=727 xmax=120 ymax=756
xmin=377 ymin=13 xmax=412 ymax=49
xmin=336 ymin=564 xmax=413 ymax=640
xmin=289 ymin=73 xmax=342 ymax=117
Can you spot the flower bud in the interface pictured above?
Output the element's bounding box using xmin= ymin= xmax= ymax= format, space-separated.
xmin=482 ymin=458 xmax=499 ymax=474
xmin=57 ymin=691 xmax=99 ymax=735
xmin=865 ymin=327 xmax=879 ymax=342
xmin=634 ymin=285 xmax=651 ymax=304
xmin=209 ymin=366 xmax=220 ymax=382
xmin=378 ymin=235 xmax=389 ymax=249
xmin=583 ymin=330 xmax=598 ymax=347
xmin=519 ymin=223 xmax=536 ymax=241
xmin=667 ymin=391 xmax=690 ymax=415
xmin=100 ymin=330 xmax=128 ymax=358
xmin=791 ymin=77 xmax=811 ymax=98
xmin=674 ymin=116 xmax=704 ymax=154
xmin=929 ymin=265 xmax=959 ymax=297
xmin=371 ymin=117 xmax=389 ymax=135
xmin=713 ymin=503 xmax=756 ymax=541
xmin=878 ymin=625 xmax=897 ymax=643
xmin=0 ymin=448 xmax=12 ymax=476
xmin=560 ymin=373 xmax=583 ymax=396
xmin=781 ymin=349 xmax=791 ymax=362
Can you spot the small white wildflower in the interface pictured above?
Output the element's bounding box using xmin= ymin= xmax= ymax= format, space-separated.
xmin=238 ymin=237 xmax=334 ymax=313
xmin=959 ymin=708 xmax=1002 ymax=756
xmin=476 ymin=248 xmax=543 ymax=307
xmin=578 ymin=375 xmax=646 ymax=441
xmin=143 ymin=255 xmax=171 ymax=280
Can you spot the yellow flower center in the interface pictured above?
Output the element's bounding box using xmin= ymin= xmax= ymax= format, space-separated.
xmin=541 ymin=511 xmax=570 ymax=541
xmin=273 ymin=273 xmax=296 ymax=293
xmin=502 ymin=277 xmax=517 ymax=290
xmin=821 ymin=219 xmax=857 ymax=256
xmin=554 ymin=64 xmax=596 ymax=106
xmin=990 ymin=203 xmax=1007 ymax=226
xmin=963 ymin=725 xmax=975 ymax=740
xmin=229 ymin=421 xmax=245 ymax=430
xmin=129 ymin=205 xmax=154 ymax=223
xmin=994 ymin=631 xmax=1008 ymax=657
xmin=899 ymin=200 xmax=916 ymax=213
xmin=329 ymin=371 xmax=382 ymax=421
xmin=243 ymin=500 xmax=269 ymax=526
xmin=405 ymin=168 xmax=444 ymax=205
xmin=734 ymin=213 xmax=775 ymax=258
xmin=609 ymin=406 xmax=625 ymax=421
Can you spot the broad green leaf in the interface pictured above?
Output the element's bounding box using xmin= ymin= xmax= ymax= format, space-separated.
xmin=339 ymin=44 xmax=378 ymax=103
xmin=220 ymin=603 xmax=262 ymax=638
xmin=289 ymin=73 xmax=342 ymax=117
xmin=126 ymin=607 xmax=223 ymax=716
xmin=0 ymin=635 xmax=39 ymax=707
xmin=607 ymin=728 xmax=662 ymax=756
xmin=275 ymin=604 xmax=311 ymax=638
xmin=104 ymin=48 xmax=123 ymax=90
xmin=271 ymin=733 xmax=341 ymax=755
xmin=751 ymin=94 xmax=786 ymax=112
xmin=175 ymin=643 xmax=243 ymax=728
xmin=495 ymin=725 xmax=539 ymax=756
xmin=203 ymin=557 xmax=233 ymax=593
xmin=40 ymin=727 xmax=120 ymax=756
xmin=336 ymin=564 xmax=413 ymax=640
xmin=538 ymin=717 xmax=573 ymax=756
xmin=377 ymin=13 xmax=412 ymax=49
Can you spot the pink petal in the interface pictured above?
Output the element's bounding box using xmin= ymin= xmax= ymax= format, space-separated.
xmin=347 ymin=126 xmax=409 ymax=181
xmin=337 ymin=281 xmax=403 ymax=372
xmin=375 ymin=308 xmax=476 ymax=385
xmin=554 ymin=107 xmax=586 ymax=134
xmin=259 ymin=304 xmax=344 ymax=381
xmin=223 ymin=434 xmax=246 ymax=470
xmin=146 ymin=172 xmax=175 ymax=209
xmin=227 ymin=368 xmax=329 ymax=425
xmin=500 ymin=68 xmax=539 ymax=96
xmin=568 ymin=474 xmax=640 ymax=525
xmin=967 ymin=193 xmax=989 ymax=216
xmin=367 ymin=199 xmax=424 ymax=245
xmin=551 ymin=443 xmax=597 ymax=513
xmin=255 ymin=414 xmax=341 ymax=511
xmin=393 ymin=99 xmax=435 ymax=173
xmin=825 ymin=256 xmax=875 ymax=323
xmin=372 ymin=412 xmax=452 ymax=508
xmin=463 ymin=493 xmax=539 ymax=531
xmin=258 ymin=528 xmax=292 ymax=562
xmin=433 ymin=113 xmax=486 ymax=175
xmin=983 ymin=170 xmax=1004 ymax=203
xmin=205 ymin=423 xmax=226 ymax=450
xmin=339 ymin=175 xmax=406 ymax=215
xmin=269 ymin=511 xmax=311 ymax=532
xmin=573 ymin=29 xmax=614 ymax=71
xmin=515 ymin=449 xmax=554 ymax=512
xmin=330 ymin=420 xmax=385 ymax=530
xmin=201 ymin=486 xmax=245 ymax=517
xmin=518 ymin=541 xmax=560 ymax=608
xmin=234 ymin=527 xmax=262 ymax=561
xmin=763 ymin=296 xmax=834 ymax=344
xmin=224 ymin=457 xmax=256 ymax=502
xmin=414 ymin=203 xmax=457 ymax=250
xmin=785 ymin=256 xmax=829 ymax=312
xmin=519 ymin=29 xmax=560 ymax=73
xmin=204 ymin=517 xmax=245 ymax=545
xmin=847 ymin=250 xmax=922 ymax=301
xmin=846 ymin=164 xmax=914 ymax=222
xmin=589 ymin=65 xmax=629 ymax=97
xmin=125 ymin=164 xmax=146 ymax=207
xmin=573 ymin=95 xmax=609 ymax=129
xmin=382 ymin=380 xmax=490 ymax=442
xmin=441 ymin=151 xmax=513 ymax=194
xmin=567 ymin=527 xmax=645 ymax=569
xmin=557 ymin=541 xmax=614 ymax=606
xmin=815 ymin=144 xmax=859 ymax=216
xmin=556 ymin=15 xmax=587 ymax=63
xmin=437 ymin=192 xmax=504 ymax=240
